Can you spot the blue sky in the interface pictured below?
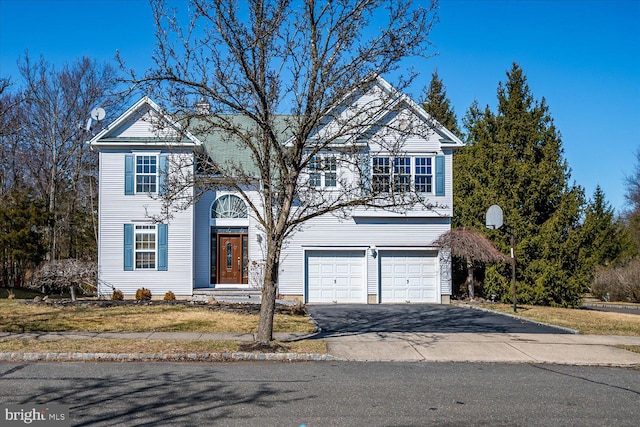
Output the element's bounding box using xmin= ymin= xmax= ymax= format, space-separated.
xmin=1 ymin=0 xmax=638 ymax=213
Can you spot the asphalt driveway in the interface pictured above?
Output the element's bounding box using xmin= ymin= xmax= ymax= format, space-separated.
xmin=307 ymin=304 xmax=571 ymax=336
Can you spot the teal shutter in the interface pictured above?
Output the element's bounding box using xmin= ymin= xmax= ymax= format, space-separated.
xmin=157 ymin=223 xmax=168 ymax=271
xmin=361 ymin=151 xmax=371 ymax=193
xmin=124 ymin=224 xmax=134 ymax=271
xmin=435 ymin=155 xmax=445 ymax=196
xmin=158 ymin=153 xmax=168 ymax=195
xmin=124 ymin=154 xmax=134 ymax=195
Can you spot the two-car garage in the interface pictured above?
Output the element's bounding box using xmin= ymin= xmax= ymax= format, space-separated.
xmin=305 ymin=249 xmax=439 ymax=304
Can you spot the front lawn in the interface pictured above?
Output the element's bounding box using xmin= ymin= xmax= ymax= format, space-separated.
xmin=475 ymin=303 xmax=640 ymax=335
xmin=0 ymin=300 xmax=316 ymax=333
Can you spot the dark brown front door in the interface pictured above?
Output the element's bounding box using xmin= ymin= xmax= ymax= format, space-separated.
xmin=217 ymin=234 xmax=244 ymax=284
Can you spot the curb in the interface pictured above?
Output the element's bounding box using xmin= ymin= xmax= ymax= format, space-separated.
xmin=456 ymin=303 xmax=580 ymax=334
xmin=0 ymin=352 xmax=337 ymax=362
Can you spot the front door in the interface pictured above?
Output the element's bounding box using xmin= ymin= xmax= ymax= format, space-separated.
xmin=217 ymin=234 xmax=247 ymax=284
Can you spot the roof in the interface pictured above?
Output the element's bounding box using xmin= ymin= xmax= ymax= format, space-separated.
xmin=89 ymin=78 xmax=464 ymax=168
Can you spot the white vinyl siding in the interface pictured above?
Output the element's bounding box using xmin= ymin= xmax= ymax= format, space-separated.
xmin=97 ymin=151 xmax=193 ymax=297
xmin=278 ymin=214 xmax=449 ymax=300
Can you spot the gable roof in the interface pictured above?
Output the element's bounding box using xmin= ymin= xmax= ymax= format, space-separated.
xmin=88 ymin=96 xmax=202 ymax=148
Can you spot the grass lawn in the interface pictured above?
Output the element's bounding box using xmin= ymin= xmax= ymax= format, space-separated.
xmin=0 ymin=338 xmax=327 ymax=355
xmin=0 ymin=300 xmax=315 ymax=333
xmin=0 ymin=298 xmax=323 ymax=355
xmin=475 ymin=303 xmax=640 ymax=336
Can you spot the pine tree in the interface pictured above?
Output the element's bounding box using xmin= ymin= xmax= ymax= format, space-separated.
xmin=421 ymin=69 xmax=460 ymax=135
xmin=454 ymin=63 xmax=586 ymax=306
xmin=624 ymin=150 xmax=640 ymax=251
xmin=577 ymin=186 xmax=633 ymax=282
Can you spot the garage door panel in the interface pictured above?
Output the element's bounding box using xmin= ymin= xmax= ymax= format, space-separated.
xmin=306 ymin=250 xmax=365 ymax=303
xmin=380 ymin=251 xmax=437 ymax=303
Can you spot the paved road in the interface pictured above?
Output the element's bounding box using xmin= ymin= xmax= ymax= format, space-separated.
xmin=1 ymin=362 xmax=638 ymax=426
xmin=307 ymin=304 xmax=570 ymax=336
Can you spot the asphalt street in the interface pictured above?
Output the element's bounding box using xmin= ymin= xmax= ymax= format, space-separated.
xmin=0 ymin=362 xmax=638 ymax=426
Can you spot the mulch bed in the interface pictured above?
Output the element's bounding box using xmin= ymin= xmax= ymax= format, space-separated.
xmin=25 ymin=298 xmax=307 ymax=316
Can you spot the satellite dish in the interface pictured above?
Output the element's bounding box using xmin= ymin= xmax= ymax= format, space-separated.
xmin=486 ymin=204 xmax=504 ymax=229
xmin=91 ymin=107 xmax=106 ymax=121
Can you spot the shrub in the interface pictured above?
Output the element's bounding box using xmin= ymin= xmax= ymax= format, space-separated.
xmin=135 ymin=287 xmax=152 ymax=301
xmin=592 ymin=259 xmax=640 ymax=303
xmin=31 ymin=259 xmax=97 ymax=300
xmin=290 ymin=300 xmax=306 ymax=316
xmin=163 ymin=290 xmax=176 ymax=301
xmin=111 ymin=289 xmax=124 ymax=301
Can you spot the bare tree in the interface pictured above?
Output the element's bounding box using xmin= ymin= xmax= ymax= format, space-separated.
xmin=0 ymin=78 xmax=24 ymax=200
xmin=131 ymin=0 xmax=439 ymax=343
xmin=434 ymin=227 xmax=506 ymax=299
xmin=18 ymin=54 xmax=119 ymax=261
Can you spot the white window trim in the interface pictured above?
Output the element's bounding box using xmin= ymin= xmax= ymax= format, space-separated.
xmin=372 ymin=155 xmax=435 ymax=194
xmin=308 ymin=154 xmax=339 ymax=189
xmin=132 ymin=151 xmax=161 ymax=195
xmin=134 ymin=224 xmax=157 ymax=270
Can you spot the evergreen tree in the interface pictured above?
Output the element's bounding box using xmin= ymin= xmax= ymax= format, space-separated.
xmin=454 ymin=63 xmax=586 ymax=306
xmin=578 ymin=186 xmax=633 ymax=281
xmin=421 ymin=69 xmax=460 ymax=134
xmin=624 ymin=150 xmax=640 ymax=251
xmin=0 ymin=188 xmax=48 ymax=287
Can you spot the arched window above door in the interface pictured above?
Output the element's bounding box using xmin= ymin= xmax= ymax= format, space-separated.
xmin=211 ymin=195 xmax=248 ymax=219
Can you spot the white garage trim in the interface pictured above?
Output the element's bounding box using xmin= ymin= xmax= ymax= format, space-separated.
xmin=379 ymin=250 xmax=439 ymax=303
xmin=305 ymin=249 xmax=367 ymax=303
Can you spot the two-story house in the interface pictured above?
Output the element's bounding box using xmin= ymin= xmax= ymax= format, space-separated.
xmin=89 ymin=77 xmax=463 ymax=303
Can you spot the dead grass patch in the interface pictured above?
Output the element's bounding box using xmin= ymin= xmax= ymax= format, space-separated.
xmin=0 ymin=338 xmax=326 ymax=355
xmin=0 ymin=300 xmax=316 ymax=334
xmin=617 ymin=345 xmax=640 ymax=354
xmin=476 ymin=303 xmax=640 ymax=335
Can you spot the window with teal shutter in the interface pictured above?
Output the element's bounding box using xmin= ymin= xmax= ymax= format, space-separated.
xmin=435 ymin=155 xmax=445 ymax=196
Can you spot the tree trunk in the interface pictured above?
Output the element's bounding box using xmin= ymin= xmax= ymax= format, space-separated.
xmin=466 ymin=257 xmax=475 ymax=300
xmin=70 ymin=284 xmax=77 ymax=302
xmin=256 ymin=248 xmax=280 ymax=343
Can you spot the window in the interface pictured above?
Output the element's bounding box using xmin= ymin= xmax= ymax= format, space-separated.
xmin=309 ymin=157 xmax=322 ymax=187
xmin=308 ymin=156 xmax=337 ymax=188
xmin=372 ymin=155 xmax=441 ymax=194
xmin=212 ymin=195 xmax=248 ymax=219
xmin=372 ymin=157 xmax=391 ymax=192
xmin=124 ymin=223 xmax=167 ymax=271
xmin=135 ymin=225 xmax=156 ymax=269
xmin=415 ymin=157 xmax=433 ymax=193
xmin=136 ymin=156 xmax=157 ymax=193
xmin=394 ymin=157 xmax=411 ymax=192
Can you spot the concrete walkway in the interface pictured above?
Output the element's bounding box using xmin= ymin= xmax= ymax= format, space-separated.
xmin=1 ymin=330 xmax=639 ymax=366
xmin=321 ymin=332 xmax=640 ymax=366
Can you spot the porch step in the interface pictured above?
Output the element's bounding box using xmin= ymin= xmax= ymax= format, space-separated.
xmin=193 ymin=288 xmax=262 ymax=302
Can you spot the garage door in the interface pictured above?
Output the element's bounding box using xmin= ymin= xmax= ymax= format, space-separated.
xmin=380 ymin=251 xmax=437 ymax=303
xmin=306 ymin=250 xmax=365 ymax=303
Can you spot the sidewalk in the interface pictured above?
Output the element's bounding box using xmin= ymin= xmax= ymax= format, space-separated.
xmin=321 ymin=332 xmax=640 ymax=366
xmin=1 ymin=331 xmax=639 ymax=366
